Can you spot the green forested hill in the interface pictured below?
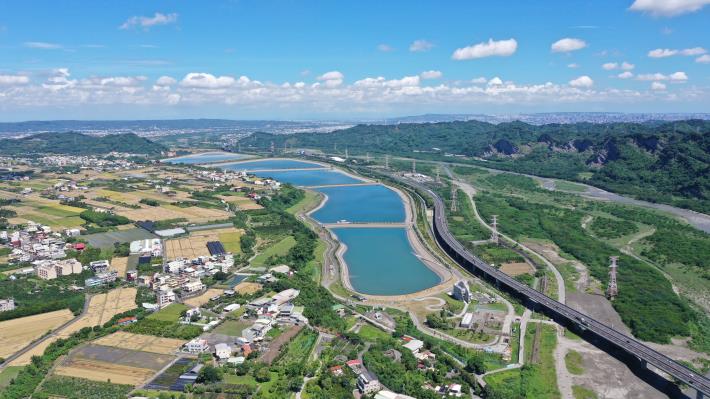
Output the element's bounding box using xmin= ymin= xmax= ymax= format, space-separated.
xmin=239 ymin=120 xmax=710 ymax=213
xmin=0 ymin=132 xmax=166 ymax=155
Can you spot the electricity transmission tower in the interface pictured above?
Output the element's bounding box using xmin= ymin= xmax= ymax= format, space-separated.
xmin=607 ymin=256 xmax=619 ymax=299
xmin=490 ymin=215 xmax=499 ymax=244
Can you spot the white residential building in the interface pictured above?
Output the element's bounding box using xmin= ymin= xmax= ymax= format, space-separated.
xmin=0 ymin=298 xmax=15 ymax=312
xmin=403 ymin=339 xmax=424 ymax=354
xmin=460 ymin=313 xmax=474 ymax=329
xmin=272 ymin=288 xmax=299 ymax=305
xmin=214 ymin=343 xmax=232 ymax=360
xmin=157 ymin=289 xmax=176 ymax=308
xmin=357 ymin=372 xmax=381 ymax=395
xmin=185 ymin=338 xmax=210 ymax=353
xmin=182 ymin=279 xmax=205 ymax=294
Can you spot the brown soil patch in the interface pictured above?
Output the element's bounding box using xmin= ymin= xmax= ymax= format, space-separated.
xmin=259 ymin=325 xmax=303 ymax=365
xmin=165 ymin=227 xmax=239 ymax=259
xmin=0 ymin=309 xmax=75 ymax=359
xmin=234 ymin=282 xmax=263 ymax=295
xmin=183 ymin=288 xmax=225 ymax=307
xmin=92 ymin=331 xmax=185 ymax=355
xmin=500 ymin=262 xmax=534 ymax=276
xmin=54 ymin=358 xmax=155 ymax=385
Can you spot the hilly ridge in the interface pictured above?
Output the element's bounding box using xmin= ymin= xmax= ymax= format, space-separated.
xmin=0 ymin=132 xmax=166 ymax=156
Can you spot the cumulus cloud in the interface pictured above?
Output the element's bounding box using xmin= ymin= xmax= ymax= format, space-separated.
xmin=452 ymin=38 xmax=517 ymax=60
xmin=697 ymin=54 xmax=710 ymax=63
xmin=0 ymin=68 xmax=701 ymax=117
xmin=471 ymin=77 xmax=487 ymax=84
xmin=651 ymin=82 xmax=667 ymax=90
xmin=0 ymin=75 xmax=30 ymax=85
xmin=316 ymin=71 xmax=344 ymax=87
xmin=180 ymin=73 xmax=235 ymax=89
xmin=629 ymin=0 xmax=710 ymax=17
xmin=120 ymin=12 xmax=178 ymax=30
xmin=409 ymin=40 xmax=434 ymax=52
xmin=603 ymin=61 xmax=635 ymax=71
xmin=618 ymin=71 xmax=634 ymax=79
xmin=636 ymin=71 xmax=688 ymax=81
xmin=24 ymin=41 xmax=61 ymax=49
xmin=156 ymin=76 xmax=177 ymax=86
xmin=551 ymin=38 xmax=587 ymax=53
xmin=569 ymin=75 xmax=593 ymax=87
xmin=649 ymin=47 xmax=707 ymax=58
xmin=419 ymin=70 xmax=442 ymax=80
xmin=377 ymin=44 xmax=394 ymax=52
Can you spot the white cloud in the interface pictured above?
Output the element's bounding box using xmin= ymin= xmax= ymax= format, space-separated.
xmin=567 ymin=63 xmax=580 ymax=68
xmin=377 ymin=44 xmax=394 ymax=52
xmin=629 ymin=0 xmax=710 ymax=17
xmin=488 ymin=77 xmax=503 ymax=86
xmin=618 ymin=71 xmax=634 ymax=79
xmin=419 ymin=70 xmax=442 ymax=79
xmin=651 ymin=82 xmax=667 ymax=90
xmin=156 ymin=76 xmax=177 ymax=86
xmin=120 ymin=12 xmax=178 ymax=30
xmin=569 ymin=75 xmax=594 ymax=87
xmin=0 ymin=75 xmax=30 ymax=85
xmin=42 ymin=68 xmax=75 ymax=91
xmin=680 ymin=47 xmax=707 ymax=56
xmin=180 ymin=73 xmax=235 ymax=89
xmin=99 ymin=76 xmax=147 ymax=86
xmin=471 ymin=77 xmax=487 ymax=84
xmin=649 ymin=47 xmax=707 ymax=58
xmin=409 ymin=39 xmax=434 ymax=52
xmin=696 ymin=54 xmax=710 ymax=63
xmin=317 ymin=71 xmax=344 ymax=87
xmin=551 ymin=38 xmax=587 ymax=53
xmin=603 ymin=61 xmax=635 ymax=71
xmin=452 ymin=38 xmax=517 ymax=60
xmin=24 ymin=41 xmax=61 ymax=49
xmin=636 ymin=71 xmax=688 ymax=81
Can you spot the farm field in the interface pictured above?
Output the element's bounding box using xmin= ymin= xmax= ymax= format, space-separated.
xmin=0 ymin=366 xmax=22 ymax=389
xmin=37 ymin=375 xmax=134 ymax=399
xmin=83 ymin=228 xmax=156 ymax=249
xmin=213 ymin=319 xmax=253 ymax=336
xmin=182 ymin=288 xmax=224 ymax=307
xmin=252 ymin=236 xmax=296 ymax=266
xmin=117 ymin=203 xmax=231 ymax=224
xmin=7 ymin=198 xmax=85 ymax=229
xmin=234 ymin=282 xmax=263 ymax=295
xmin=165 ymin=227 xmax=242 ymax=259
xmin=8 ymin=287 xmax=137 ymax=366
xmin=500 ymin=262 xmax=534 ymax=276
xmin=111 ymin=256 xmax=129 ymax=277
xmin=147 ymin=303 xmax=188 ymax=322
xmin=220 ymin=194 xmax=263 ymax=210
xmin=0 ymin=308 xmax=75 ymax=359
xmin=92 ymin=331 xmax=186 ymax=355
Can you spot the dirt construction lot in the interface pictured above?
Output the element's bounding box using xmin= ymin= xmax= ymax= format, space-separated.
xmin=234 ymin=282 xmax=263 ymax=295
xmin=92 ymin=331 xmax=186 ymax=355
xmin=8 ymin=287 xmax=137 ymax=366
xmin=500 ymin=262 xmax=534 ymax=276
xmin=183 ymin=288 xmax=225 ymax=307
xmin=0 ymin=309 xmax=75 ymax=359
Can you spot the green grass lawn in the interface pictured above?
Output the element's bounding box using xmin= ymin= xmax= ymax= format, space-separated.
xmin=572 ymin=385 xmax=598 ymax=399
xmin=438 ymin=292 xmax=465 ymax=314
xmin=304 ymin=239 xmax=326 ymax=282
xmin=213 ymin=319 xmax=252 ymax=336
xmin=286 ymin=189 xmax=322 ymax=215
xmin=252 ymin=236 xmax=297 ymax=266
xmin=219 ymin=231 xmax=243 ymax=254
xmin=554 ymin=180 xmax=588 ymax=193
xmin=146 ymin=303 xmax=188 ymax=322
xmin=0 ymin=366 xmax=22 ymax=388
xmin=565 ymin=350 xmax=585 ymax=375
xmin=357 ymin=324 xmax=390 ymax=342
xmin=223 ymin=374 xmax=258 ymax=386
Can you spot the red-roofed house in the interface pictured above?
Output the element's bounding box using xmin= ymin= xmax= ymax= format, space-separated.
xmin=329 ymin=365 xmax=343 ymax=376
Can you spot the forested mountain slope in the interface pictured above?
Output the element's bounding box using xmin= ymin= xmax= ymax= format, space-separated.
xmin=239 ymin=120 xmax=710 ymax=213
xmin=0 ymin=132 xmax=166 ymax=156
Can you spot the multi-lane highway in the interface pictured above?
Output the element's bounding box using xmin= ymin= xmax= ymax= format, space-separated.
xmin=401 ymin=178 xmax=710 ymax=397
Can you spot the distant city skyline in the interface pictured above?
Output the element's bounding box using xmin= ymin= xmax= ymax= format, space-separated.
xmin=0 ymin=0 xmax=709 ymax=120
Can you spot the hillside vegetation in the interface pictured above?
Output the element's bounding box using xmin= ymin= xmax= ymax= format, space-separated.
xmin=0 ymin=132 xmax=165 ymax=155
xmin=240 ymin=120 xmax=710 ymax=213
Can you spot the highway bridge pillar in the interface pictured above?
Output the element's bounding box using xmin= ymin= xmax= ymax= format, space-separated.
xmin=697 ymin=391 xmax=704 ymax=399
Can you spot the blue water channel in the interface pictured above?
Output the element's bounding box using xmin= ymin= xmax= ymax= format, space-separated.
xmin=221 ymin=159 xmax=326 ymax=171
xmin=332 ymin=228 xmax=441 ymax=295
xmin=162 ymin=151 xmax=249 ymax=164
xmin=311 ymin=185 xmax=405 ymax=224
xmin=216 ymin=158 xmax=440 ymax=295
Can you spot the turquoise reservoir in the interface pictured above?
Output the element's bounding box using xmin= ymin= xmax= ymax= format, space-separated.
xmin=162 ymin=152 xmax=249 ymax=164
xmin=332 ymin=227 xmax=441 ymax=295
xmin=312 ymin=185 xmax=405 ymax=223
xmin=222 ymin=159 xmax=325 ymax=171
xmin=250 ymin=169 xmax=362 ymax=187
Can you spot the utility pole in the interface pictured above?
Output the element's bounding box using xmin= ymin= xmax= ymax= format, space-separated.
xmin=607 ymin=256 xmax=619 ymax=299
xmin=490 ymin=215 xmax=499 ymax=244
xmin=385 ymin=155 xmax=389 ymax=169
xmin=270 ymin=141 xmax=275 ymax=154
xmin=412 ymin=159 xmax=416 ymax=174
xmin=450 ymin=185 xmax=458 ymax=212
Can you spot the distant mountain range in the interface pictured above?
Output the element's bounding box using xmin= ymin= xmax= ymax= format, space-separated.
xmin=0 ymin=132 xmax=165 ymax=155
xmin=240 ymin=119 xmax=710 ymax=214
xmin=1 ymin=113 xmax=709 ymax=137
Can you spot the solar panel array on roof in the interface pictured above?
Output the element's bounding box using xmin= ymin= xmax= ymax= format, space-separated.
xmin=207 ymin=241 xmax=226 ymax=256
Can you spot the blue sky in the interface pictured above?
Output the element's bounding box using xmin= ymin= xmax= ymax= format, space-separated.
xmin=0 ymin=0 xmax=709 ymax=120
